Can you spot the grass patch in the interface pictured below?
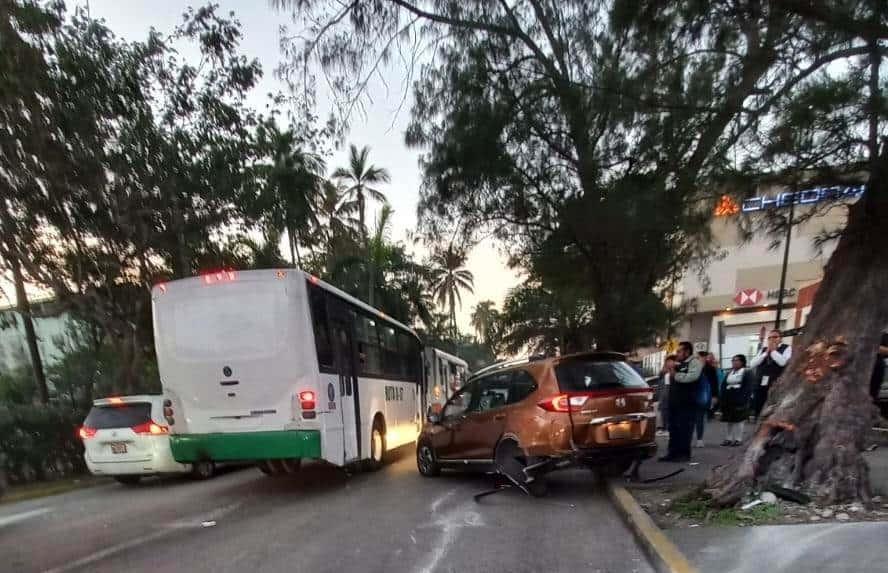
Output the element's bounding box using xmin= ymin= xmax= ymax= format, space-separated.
xmin=671 ymin=491 xmax=780 ymax=526
xmin=2 ymin=475 xmax=109 ymax=504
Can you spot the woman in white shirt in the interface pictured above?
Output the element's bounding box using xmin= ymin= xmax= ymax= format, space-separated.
xmin=720 ymin=355 xmax=755 ymax=446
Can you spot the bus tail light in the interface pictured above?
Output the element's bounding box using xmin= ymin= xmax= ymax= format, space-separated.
xmin=299 ymin=391 xmax=316 ymax=410
xmin=132 ymin=422 xmax=169 ymax=435
xmin=299 ymin=391 xmax=316 ymax=419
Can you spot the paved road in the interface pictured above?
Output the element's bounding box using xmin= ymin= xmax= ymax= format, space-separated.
xmin=0 ymin=450 xmax=652 ymax=573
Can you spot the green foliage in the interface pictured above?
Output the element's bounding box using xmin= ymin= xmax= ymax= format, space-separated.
xmin=671 ymin=491 xmax=781 ymax=526
xmin=0 ymin=403 xmax=86 ymax=482
xmin=0 ymin=367 xmax=35 ymax=405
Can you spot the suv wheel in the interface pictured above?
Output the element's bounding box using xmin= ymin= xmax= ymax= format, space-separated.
xmin=417 ymin=442 xmax=441 ymax=477
xmin=495 ymin=439 xmax=548 ymax=497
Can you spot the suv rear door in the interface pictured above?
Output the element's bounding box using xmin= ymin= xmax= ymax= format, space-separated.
xmin=553 ymin=357 xmax=654 ymax=448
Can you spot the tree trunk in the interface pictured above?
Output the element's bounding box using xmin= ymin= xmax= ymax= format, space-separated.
xmin=706 ymin=153 xmax=888 ymax=506
xmin=9 ymin=254 xmax=49 ymax=404
xmin=170 ymin=194 xmax=189 ymax=278
xmin=286 ymin=220 xmax=298 ymax=267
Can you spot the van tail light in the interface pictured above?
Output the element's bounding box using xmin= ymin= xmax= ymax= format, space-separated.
xmin=537 ymin=394 xmax=589 ymax=413
xmin=299 ymin=391 xmax=316 ymax=411
xmin=132 ymin=422 xmax=169 ymax=435
xmin=78 ymin=426 xmax=97 ymax=440
xmin=163 ymin=399 xmax=174 ymax=425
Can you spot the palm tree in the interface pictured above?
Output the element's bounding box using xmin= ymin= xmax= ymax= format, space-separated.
xmin=429 ymin=247 xmax=475 ymax=339
xmin=332 ymin=144 xmax=390 ymax=304
xmin=261 ymin=123 xmax=325 ymax=267
xmin=470 ymin=300 xmax=499 ymax=349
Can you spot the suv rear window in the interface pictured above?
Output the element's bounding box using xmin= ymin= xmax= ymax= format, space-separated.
xmin=555 ymin=359 xmax=648 ymax=392
xmin=84 ymin=403 xmax=152 ymax=429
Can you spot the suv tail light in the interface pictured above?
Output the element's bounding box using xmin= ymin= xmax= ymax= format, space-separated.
xmin=132 ymin=422 xmax=169 ymax=435
xmin=78 ymin=426 xmax=97 ymax=440
xmin=538 ymin=394 xmax=589 ymax=413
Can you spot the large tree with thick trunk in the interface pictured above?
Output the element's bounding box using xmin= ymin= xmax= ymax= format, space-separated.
xmin=279 ymin=0 xmax=888 ymax=502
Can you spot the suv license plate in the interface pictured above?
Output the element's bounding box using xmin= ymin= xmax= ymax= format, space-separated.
xmin=110 ymin=442 xmax=128 ymax=454
xmin=607 ymin=423 xmax=632 ymax=440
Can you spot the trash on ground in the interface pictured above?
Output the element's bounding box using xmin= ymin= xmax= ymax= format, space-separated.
xmin=760 ymin=491 xmax=778 ymax=504
xmin=766 ymin=484 xmax=811 ymax=505
xmin=742 ymin=499 xmax=764 ymax=511
xmin=201 ymin=520 xmax=216 ymax=527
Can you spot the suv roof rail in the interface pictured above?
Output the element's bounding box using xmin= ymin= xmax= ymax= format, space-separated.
xmin=470 ymin=357 xmax=531 ymax=379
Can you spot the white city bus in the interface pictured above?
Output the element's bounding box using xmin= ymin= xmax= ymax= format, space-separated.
xmin=423 ymin=348 xmax=468 ymax=415
xmin=152 ymin=269 xmax=423 ymax=474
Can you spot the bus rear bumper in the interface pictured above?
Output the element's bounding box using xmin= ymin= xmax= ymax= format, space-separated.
xmin=170 ymin=430 xmax=322 ymax=463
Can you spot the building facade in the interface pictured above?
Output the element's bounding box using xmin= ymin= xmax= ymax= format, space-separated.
xmin=0 ymin=300 xmax=77 ymax=375
xmin=675 ymin=185 xmax=855 ymax=368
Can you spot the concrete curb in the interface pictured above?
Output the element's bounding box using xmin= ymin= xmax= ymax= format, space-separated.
xmin=606 ymin=479 xmax=698 ymax=573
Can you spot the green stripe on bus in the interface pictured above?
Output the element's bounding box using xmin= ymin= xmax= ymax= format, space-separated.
xmin=170 ymin=430 xmax=322 ymax=462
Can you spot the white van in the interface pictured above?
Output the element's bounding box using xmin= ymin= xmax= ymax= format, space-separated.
xmin=80 ymin=395 xmax=214 ymax=484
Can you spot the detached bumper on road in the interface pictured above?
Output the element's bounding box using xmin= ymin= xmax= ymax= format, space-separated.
xmin=170 ymin=430 xmax=321 ymax=462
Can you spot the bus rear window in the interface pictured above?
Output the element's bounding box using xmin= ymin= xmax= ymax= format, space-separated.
xmin=84 ymin=403 xmax=152 ymax=429
xmin=162 ymin=282 xmax=285 ymax=361
xmin=555 ymin=359 xmax=648 ymax=392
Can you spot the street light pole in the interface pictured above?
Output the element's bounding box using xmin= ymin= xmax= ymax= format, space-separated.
xmin=774 ymin=188 xmax=796 ymax=330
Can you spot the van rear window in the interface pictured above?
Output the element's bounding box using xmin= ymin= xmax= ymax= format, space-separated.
xmin=555 ymin=359 xmax=648 ymax=392
xmin=84 ymin=403 xmax=152 ymax=429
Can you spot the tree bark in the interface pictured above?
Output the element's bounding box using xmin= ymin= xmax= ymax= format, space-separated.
xmin=706 ymin=152 xmax=888 ymax=506
xmin=9 ymin=254 xmax=49 ymax=404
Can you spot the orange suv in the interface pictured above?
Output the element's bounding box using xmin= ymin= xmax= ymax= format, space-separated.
xmin=416 ymin=352 xmax=656 ymax=493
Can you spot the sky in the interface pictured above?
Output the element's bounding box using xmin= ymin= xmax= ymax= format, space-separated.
xmin=48 ymin=0 xmax=522 ymax=331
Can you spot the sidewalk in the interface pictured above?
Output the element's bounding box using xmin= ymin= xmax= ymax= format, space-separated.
xmin=630 ymin=420 xmax=888 ymax=573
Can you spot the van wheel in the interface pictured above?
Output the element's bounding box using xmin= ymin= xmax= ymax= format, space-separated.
xmin=259 ymin=460 xmax=282 ymax=476
xmin=417 ymin=441 xmax=441 ymax=477
xmin=366 ymin=418 xmax=386 ymax=472
xmin=114 ymin=475 xmax=141 ymax=486
xmin=279 ymin=459 xmax=301 ymax=474
xmin=191 ymin=460 xmax=215 ymax=480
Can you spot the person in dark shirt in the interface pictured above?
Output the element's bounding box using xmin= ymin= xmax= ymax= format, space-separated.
xmin=659 ymin=342 xmax=702 ymax=462
xmin=694 ymin=351 xmax=718 ymax=447
xmin=869 ymin=331 xmax=888 ymax=407
xmin=750 ymin=330 xmax=791 ymax=419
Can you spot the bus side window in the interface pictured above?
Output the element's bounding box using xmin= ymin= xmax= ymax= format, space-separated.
xmin=308 ymin=284 xmax=334 ymax=371
xmin=356 ymin=315 xmax=383 ymax=376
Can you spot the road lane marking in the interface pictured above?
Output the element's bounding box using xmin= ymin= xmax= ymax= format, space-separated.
xmin=42 ymin=502 xmax=243 ymax=573
xmin=0 ymin=507 xmax=51 ymax=528
xmin=414 ymin=500 xmax=485 ymax=573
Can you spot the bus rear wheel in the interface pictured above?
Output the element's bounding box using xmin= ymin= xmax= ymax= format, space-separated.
xmin=365 ymin=419 xmax=386 ymax=472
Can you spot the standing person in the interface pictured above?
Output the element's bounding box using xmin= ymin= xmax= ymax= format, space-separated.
xmin=659 ymin=342 xmax=701 ymax=462
xmin=657 ymin=355 xmax=677 ymax=436
xmin=720 ymin=355 xmax=754 ymax=446
xmin=868 ymin=330 xmax=888 ymax=408
xmin=694 ymin=351 xmax=716 ymax=447
xmin=750 ymin=329 xmax=791 ymax=419
xmin=707 ymin=353 xmax=725 ymax=419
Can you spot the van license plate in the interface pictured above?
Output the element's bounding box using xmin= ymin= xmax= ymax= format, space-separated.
xmin=607 ymin=423 xmax=632 ymax=440
xmin=110 ymin=442 xmax=127 ymax=454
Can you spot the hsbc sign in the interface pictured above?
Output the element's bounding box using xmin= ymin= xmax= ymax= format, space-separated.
xmin=733 ymin=288 xmax=763 ymax=306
